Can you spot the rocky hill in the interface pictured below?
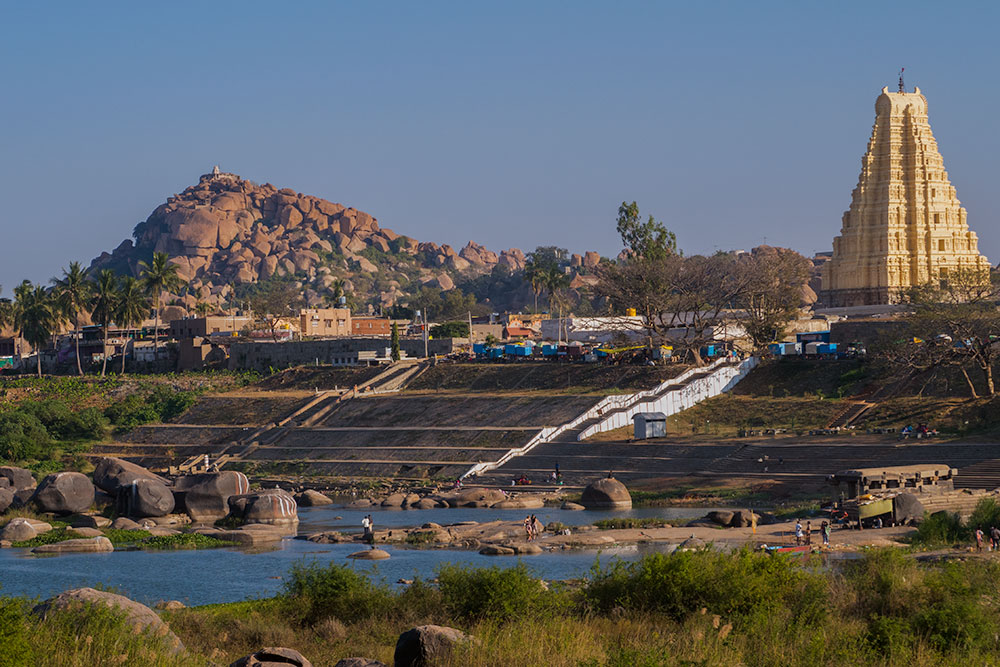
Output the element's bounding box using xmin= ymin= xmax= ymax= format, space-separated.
xmin=89 ymin=168 xmax=603 ymax=313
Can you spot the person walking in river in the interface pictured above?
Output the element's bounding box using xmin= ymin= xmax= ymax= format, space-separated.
xmin=367 ymin=515 xmax=376 ymax=545
xmin=524 ymin=516 xmax=533 ymax=542
xmin=361 ymin=514 xmax=371 ymax=540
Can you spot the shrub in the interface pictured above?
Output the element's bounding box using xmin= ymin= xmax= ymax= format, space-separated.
xmin=436 ymin=562 xmax=555 ymax=622
xmin=284 ymin=561 xmax=392 ymax=623
xmin=911 ymin=511 xmax=968 ymax=547
xmin=966 ymin=497 xmax=1000 ymax=534
xmin=0 ymin=411 xmax=49 ymax=462
xmin=0 ymin=597 xmax=31 ymax=665
xmin=17 ymin=399 xmax=105 ymax=441
xmin=104 ymin=395 xmax=161 ymax=431
xmin=584 ymin=548 xmax=827 ymax=627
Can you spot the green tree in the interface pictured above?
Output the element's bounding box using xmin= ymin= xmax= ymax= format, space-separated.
xmin=523 ymin=247 xmax=563 ymax=313
xmin=736 ymin=248 xmax=813 ymax=352
xmin=90 ymin=269 xmax=119 ymax=378
xmin=13 ymin=281 xmax=58 ymax=378
xmin=616 ymin=201 xmax=676 ymax=260
xmin=138 ymin=252 xmax=182 ymax=362
xmin=51 ymin=261 xmax=92 ymax=376
xmin=115 ymin=276 xmax=151 ymax=374
xmin=390 ymin=321 xmax=401 ymax=361
xmin=430 ymin=321 xmax=470 ymax=338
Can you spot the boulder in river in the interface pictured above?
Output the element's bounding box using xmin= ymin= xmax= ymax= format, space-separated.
xmin=33 ymin=587 xmax=184 ymax=654
xmin=32 ymin=472 xmax=95 ymax=514
xmin=443 ymin=487 xmax=507 ymax=508
xmin=561 ymin=501 xmax=585 ymax=511
xmin=118 ymin=479 xmax=175 ymax=518
xmin=479 ymin=545 xmax=516 ymax=556
xmin=381 ymin=493 xmax=406 ymax=508
xmin=580 ymin=477 xmax=632 ymax=510
xmin=394 ymin=625 xmax=474 ymax=667
xmin=173 ymin=471 xmax=250 ymax=522
xmin=348 ymin=548 xmax=391 ymax=560
xmin=294 ymin=489 xmax=333 ymax=506
xmin=93 ymin=457 xmax=168 ymax=494
xmin=228 ymin=489 xmax=298 ymax=526
xmin=32 ymin=536 xmax=114 ymax=554
xmin=1 ymin=518 xmax=38 ymax=542
xmin=229 ymin=647 xmax=312 ymax=667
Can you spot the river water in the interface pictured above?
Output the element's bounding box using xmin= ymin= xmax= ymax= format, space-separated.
xmin=0 ymin=504 xmax=720 ymax=606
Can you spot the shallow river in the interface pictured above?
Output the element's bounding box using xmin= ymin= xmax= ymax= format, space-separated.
xmin=0 ymin=504 xmax=720 ymax=606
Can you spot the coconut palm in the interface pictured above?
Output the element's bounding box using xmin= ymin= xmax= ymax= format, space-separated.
xmin=194 ymin=302 xmax=212 ymax=317
xmin=138 ymin=252 xmax=182 ymax=362
xmin=51 ymin=261 xmax=92 ymax=375
xmin=91 ymin=269 xmax=119 ymax=378
xmin=13 ymin=281 xmax=57 ymax=377
xmin=114 ymin=276 xmax=151 ymax=375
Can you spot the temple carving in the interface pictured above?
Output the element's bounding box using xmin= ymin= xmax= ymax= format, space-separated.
xmin=821 ymin=86 xmax=990 ymax=307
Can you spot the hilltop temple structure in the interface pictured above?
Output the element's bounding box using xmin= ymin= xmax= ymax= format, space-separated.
xmin=821 ymin=86 xmax=990 ymax=307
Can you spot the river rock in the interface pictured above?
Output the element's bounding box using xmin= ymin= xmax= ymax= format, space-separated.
xmin=334 ymin=659 xmax=386 ymax=667
xmin=348 ymin=548 xmax=390 ymax=560
xmin=173 ymin=471 xmax=250 ymax=521
xmin=92 ymin=457 xmax=168 ymax=493
xmin=11 ymin=487 xmax=35 ymax=509
xmin=229 ymin=647 xmax=312 ymax=667
xmin=1 ymin=518 xmax=38 ymax=542
xmin=228 ymin=489 xmax=298 ymax=526
xmin=444 ymin=487 xmax=507 ymax=508
xmin=111 ymin=517 xmax=143 ymax=530
xmin=294 ymin=489 xmax=333 ymax=506
xmin=32 ymin=472 xmax=95 ymax=514
xmin=33 ymin=536 xmax=114 ymax=554
xmin=71 ymin=515 xmax=112 ymax=529
xmin=706 ymin=510 xmax=734 ymax=526
xmin=580 ymin=477 xmax=632 ymax=510
xmin=307 ymin=531 xmax=352 ymax=544
xmin=198 ymin=528 xmax=283 ymax=547
xmin=729 ymin=509 xmax=759 ymax=528
xmin=0 ymin=466 xmax=35 ymax=491
xmin=33 ymin=587 xmax=184 ymax=654
xmin=413 ymin=497 xmax=443 ymax=509
xmin=479 ymin=545 xmax=516 ymax=556
xmin=0 ymin=488 xmax=13 ymax=514
xmin=511 ymin=543 xmax=543 ymax=555
xmin=394 ymin=625 xmax=474 ymax=667
xmin=381 ymin=493 xmax=406 ymax=508
xmin=69 ymin=527 xmax=103 ymax=538
xmin=347 ymin=498 xmax=372 ymax=508
xmin=24 ymin=518 xmax=52 ymax=534
xmin=561 ymin=501 xmax=585 ymax=511
xmin=675 ymin=536 xmax=707 ymax=552
xmin=492 ymin=495 xmax=545 ymax=509
xmin=118 ymin=479 xmax=175 ymax=518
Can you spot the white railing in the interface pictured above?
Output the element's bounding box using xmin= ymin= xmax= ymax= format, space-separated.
xmin=576 ymin=356 xmax=757 ymax=439
xmin=462 ymin=356 xmax=758 ymax=478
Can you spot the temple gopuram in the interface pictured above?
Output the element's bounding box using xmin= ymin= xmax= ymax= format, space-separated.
xmin=821 ymin=84 xmax=990 ymax=307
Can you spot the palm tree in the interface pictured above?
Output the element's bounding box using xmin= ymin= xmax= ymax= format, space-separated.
xmin=13 ymin=281 xmax=57 ymax=377
xmin=523 ymin=260 xmax=545 ymax=314
xmin=114 ymin=276 xmax=151 ymax=375
xmin=51 ymin=262 xmax=92 ymax=375
xmin=91 ymin=269 xmax=119 ymax=378
xmin=138 ymin=252 xmax=182 ymax=363
xmin=194 ymin=302 xmax=212 ymax=317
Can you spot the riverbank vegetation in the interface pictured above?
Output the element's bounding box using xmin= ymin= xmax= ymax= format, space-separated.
xmin=0 ymin=371 xmax=258 ymax=475
xmin=4 ymin=548 xmax=1000 ymax=665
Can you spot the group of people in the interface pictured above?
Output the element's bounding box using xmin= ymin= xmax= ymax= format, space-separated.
xmin=794 ymin=519 xmax=833 ymax=547
xmin=973 ymin=526 xmax=1000 ymax=552
xmin=524 ymin=514 xmax=540 ymax=541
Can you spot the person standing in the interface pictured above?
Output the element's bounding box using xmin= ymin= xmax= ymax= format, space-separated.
xmin=794 ymin=520 xmax=803 ymax=546
xmin=361 ymin=514 xmax=371 ymax=541
xmin=524 ymin=516 xmax=533 ymax=542
xmin=805 ymin=521 xmax=812 ymax=546
xmin=367 ymin=515 xmax=376 ymax=545
xmin=821 ymin=521 xmax=830 ymax=547
xmin=975 ymin=528 xmax=984 ymax=552
xmin=991 ymin=526 xmax=1000 ymax=551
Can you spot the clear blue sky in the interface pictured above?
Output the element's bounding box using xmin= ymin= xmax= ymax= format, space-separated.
xmin=2 ymin=2 xmax=998 ymax=292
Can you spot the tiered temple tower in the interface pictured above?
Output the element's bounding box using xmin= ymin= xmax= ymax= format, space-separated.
xmin=821 ymin=86 xmax=990 ymax=307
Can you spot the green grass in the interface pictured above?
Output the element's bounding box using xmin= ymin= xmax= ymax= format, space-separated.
xmin=593 ymin=517 xmax=682 ymax=530
xmin=138 ymin=533 xmax=236 ymax=550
